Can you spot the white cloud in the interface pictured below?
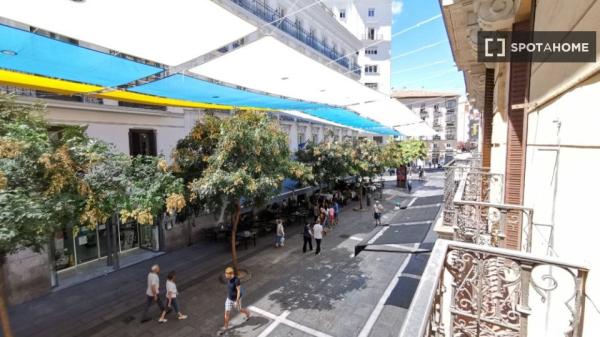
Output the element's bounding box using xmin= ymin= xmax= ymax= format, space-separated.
xmin=392 ymin=0 xmax=404 ymax=15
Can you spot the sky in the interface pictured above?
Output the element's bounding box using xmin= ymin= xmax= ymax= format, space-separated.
xmin=390 ymin=0 xmax=465 ymax=94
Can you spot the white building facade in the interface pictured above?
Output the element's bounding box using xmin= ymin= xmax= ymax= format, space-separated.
xmin=321 ymin=0 xmax=392 ymax=95
xmin=393 ymin=90 xmax=460 ymax=165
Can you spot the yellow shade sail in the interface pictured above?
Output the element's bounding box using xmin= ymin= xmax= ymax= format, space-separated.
xmin=0 ymin=69 xmax=102 ymax=94
xmin=95 ymin=90 xmax=234 ymax=110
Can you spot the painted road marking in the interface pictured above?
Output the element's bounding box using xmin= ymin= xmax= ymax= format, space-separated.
xmin=249 ymin=306 xmax=334 ymax=337
xmin=349 ymin=236 xmax=363 ymax=241
xmin=367 ymin=226 xmax=388 ymax=245
xmin=407 ymin=197 xmax=417 ymax=207
xmin=357 ymin=243 xmax=419 ymax=337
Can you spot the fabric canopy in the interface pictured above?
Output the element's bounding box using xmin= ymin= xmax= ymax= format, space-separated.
xmin=0 ymin=24 xmax=162 ymax=87
xmin=130 ymin=74 xmax=397 ymax=135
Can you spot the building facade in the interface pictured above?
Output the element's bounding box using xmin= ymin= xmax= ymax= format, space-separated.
xmin=0 ymin=0 xmax=387 ymax=305
xmin=392 ymin=90 xmax=460 ymax=165
xmin=321 ymin=0 xmax=392 ymax=94
xmin=438 ymin=0 xmax=600 ymax=335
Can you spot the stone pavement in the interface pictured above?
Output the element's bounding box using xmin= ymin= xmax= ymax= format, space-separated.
xmin=7 ymin=172 xmax=445 ymax=337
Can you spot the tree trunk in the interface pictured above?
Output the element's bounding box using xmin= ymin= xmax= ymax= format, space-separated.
xmin=358 ymin=183 xmax=364 ymax=210
xmin=230 ymin=201 xmax=242 ymax=275
xmin=0 ymin=255 xmax=14 ymax=337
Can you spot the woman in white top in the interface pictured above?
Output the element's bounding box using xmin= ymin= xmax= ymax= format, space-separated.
xmin=313 ymin=221 xmax=323 ymax=255
xmin=275 ymin=219 xmax=285 ymax=247
xmin=166 ymin=271 xmax=188 ymax=320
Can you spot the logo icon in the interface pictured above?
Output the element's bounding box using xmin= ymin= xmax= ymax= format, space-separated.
xmin=484 ymin=37 xmax=506 ymax=57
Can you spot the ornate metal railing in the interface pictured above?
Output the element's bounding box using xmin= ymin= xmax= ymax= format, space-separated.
xmin=399 ymin=240 xmax=588 ymax=337
xmin=229 ymin=0 xmax=362 ymax=76
xmin=452 ymin=170 xmax=534 ymax=252
xmin=442 ymin=157 xmax=482 ymax=227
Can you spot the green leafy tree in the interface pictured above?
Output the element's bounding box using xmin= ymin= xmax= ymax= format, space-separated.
xmin=296 ymin=140 xmax=351 ymax=189
xmin=0 ymin=94 xmax=186 ymax=337
xmin=0 ymin=94 xmax=88 ymax=337
xmin=189 ymin=111 xmax=309 ymax=273
xmin=171 ymin=116 xmax=222 ymax=218
xmin=381 ymin=139 xmax=428 ymax=168
xmin=346 ymin=139 xmax=385 ymax=210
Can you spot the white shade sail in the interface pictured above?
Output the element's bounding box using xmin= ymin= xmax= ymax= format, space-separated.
xmin=0 ymin=0 xmax=257 ymax=66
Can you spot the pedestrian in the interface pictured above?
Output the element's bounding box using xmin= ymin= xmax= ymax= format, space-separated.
xmin=419 ymin=167 xmax=424 ymax=179
xmin=313 ymin=220 xmax=324 ymax=255
xmin=320 ymin=203 xmax=328 ymax=227
xmin=373 ymin=200 xmax=384 ymax=226
xmin=302 ymin=222 xmax=313 ymax=253
xmin=166 ymin=271 xmax=188 ymax=320
xmin=141 ymin=264 xmax=167 ymax=323
xmin=333 ymin=200 xmax=340 ymax=225
xmin=275 ymin=219 xmax=285 ymax=247
xmin=220 ymin=267 xmax=251 ymax=334
xmin=328 ymin=204 xmax=335 ymax=227
xmin=407 ymin=180 xmax=412 ymax=193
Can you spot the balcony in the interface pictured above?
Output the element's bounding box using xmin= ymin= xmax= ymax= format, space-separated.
xmin=399 ymin=239 xmax=588 ymax=337
xmin=229 ymin=0 xmax=361 ymax=76
xmin=441 ymin=157 xmax=535 ymax=251
xmin=361 ymin=33 xmax=384 ymax=40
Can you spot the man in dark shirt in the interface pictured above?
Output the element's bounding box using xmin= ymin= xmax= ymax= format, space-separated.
xmin=302 ymin=223 xmax=313 ymax=253
xmin=220 ymin=267 xmax=250 ymax=334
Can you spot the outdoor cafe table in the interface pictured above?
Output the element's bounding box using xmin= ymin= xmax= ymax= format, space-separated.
xmin=236 ymin=231 xmax=257 ymax=249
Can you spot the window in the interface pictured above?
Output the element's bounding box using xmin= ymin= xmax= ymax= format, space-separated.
xmin=368 ymin=8 xmax=375 ymax=17
xmin=365 ymin=47 xmax=378 ymax=55
xmin=365 ymin=83 xmax=378 ymax=90
xmin=129 ymin=129 xmax=157 ymax=156
xmin=446 ymin=143 xmax=452 ymax=149
xmin=365 ymin=65 xmax=378 ymax=74
xmin=446 ymin=99 xmax=456 ymax=109
xmin=367 ymin=28 xmax=376 ymax=40
xmin=339 ymin=9 xmax=346 ymax=19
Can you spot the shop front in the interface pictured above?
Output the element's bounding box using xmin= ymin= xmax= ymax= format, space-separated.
xmin=52 ymin=220 xmax=160 ymax=273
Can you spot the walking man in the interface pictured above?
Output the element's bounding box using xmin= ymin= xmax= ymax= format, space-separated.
xmin=373 ymin=200 xmax=384 ymax=226
xmin=302 ymin=222 xmax=313 ymax=253
xmin=220 ymin=267 xmax=251 ymax=334
xmin=141 ymin=264 xmax=167 ymax=323
xmin=313 ymin=221 xmax=324 ymax=255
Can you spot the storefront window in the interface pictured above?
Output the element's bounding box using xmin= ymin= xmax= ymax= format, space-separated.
xmin=75 ymin=227 xmax=99 ymax=264
xmin=140 ymin=224 xmax=159 ymax=251
xmin=119 ymin=221 xmax=139 ymax=251
xmin=54 ymin=226 xmax=75 ymax=271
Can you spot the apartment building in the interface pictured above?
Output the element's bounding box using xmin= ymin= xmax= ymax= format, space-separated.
xmin=322 ymin=0 xmax=392 ymax=94
xmin=393 ymin=90 xmax=460 ymax=164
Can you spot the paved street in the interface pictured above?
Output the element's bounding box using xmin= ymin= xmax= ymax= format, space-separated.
xmin=8 ymin=171 xmax=444 ymax=337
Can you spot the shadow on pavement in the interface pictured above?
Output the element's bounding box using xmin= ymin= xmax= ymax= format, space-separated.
xmin=267 ymin=247 xmax=367 ymax=311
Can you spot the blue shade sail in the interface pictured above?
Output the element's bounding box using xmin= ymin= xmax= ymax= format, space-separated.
xmin=0 ymin=24 xmax=162 ymax=87
xmin=130 ymin=74 xmax=324 ymax=110
xmin=301 ymin=107 xmax=400 ymax=136
xmin=130 ymin=75 xmax=398 ymax=135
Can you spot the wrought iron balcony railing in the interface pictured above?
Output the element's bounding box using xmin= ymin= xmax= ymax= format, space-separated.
xmin=443 ymin=158 xmax=535 ymax=252
xmin=399 ymin=240 xmax=588 ymax=337
xmin=229 ymin=0 xmax=361 ymax=76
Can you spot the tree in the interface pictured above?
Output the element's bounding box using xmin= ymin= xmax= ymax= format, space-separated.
xmin=346 ymin=139 xmax=385 ymax=210
xmin=0 ymin=94 xmax=87 ymax=337
xmin=189 ymin=111 xmax=309 ymax=273
xmin=171 ymin=116 xmax=222 ymax=227
xmin=296 ymin=140 xmax=351 ymax=189
xmin=0 ymin=94 xmax=185 ymax=337
xmin=381 ymin=139 xmax=427 ymax=168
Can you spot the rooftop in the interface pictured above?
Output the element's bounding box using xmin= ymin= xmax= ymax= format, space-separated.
xmin=391 ymin=89 xmax=460 ymax=99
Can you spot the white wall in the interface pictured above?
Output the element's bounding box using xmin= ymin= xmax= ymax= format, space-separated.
xmin=524 ymin=73 xmax=600 ymax=337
